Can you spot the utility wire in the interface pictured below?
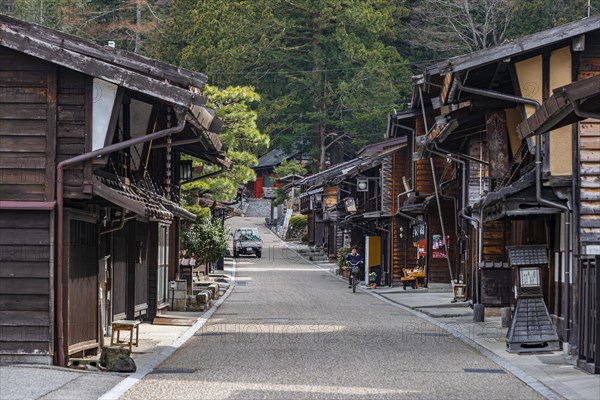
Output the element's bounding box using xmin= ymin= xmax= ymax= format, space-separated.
xmin=259 ymin=101 xmax=411 ymax=118
xmin=209 ymin=57 xmax=448 ymax=76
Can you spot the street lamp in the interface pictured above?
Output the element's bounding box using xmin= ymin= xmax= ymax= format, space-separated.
xmin=357 ymin=179 xmax=368 ymax=192
xmin=179 ymin=160 xmax=193 ymax=181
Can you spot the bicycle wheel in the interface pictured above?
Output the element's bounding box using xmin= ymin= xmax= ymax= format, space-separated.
xmin=352 ymin=274 xmax=357 ymax=293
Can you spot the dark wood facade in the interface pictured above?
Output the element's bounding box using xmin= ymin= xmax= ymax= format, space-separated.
xmin=0 ymin=49 xmax=57 ymax=202
xmin=0 ymin=210 xmax=53 ymax=363
xmin=64 ymin=211 xmax=98 ymax=355
xmin=296 ymin=138 xmax=408 ymax=285
xmin=386 ymin=121 xmax=459 ymax=285
xmin=387 ymin=15 xmax=600 ymax=367
xmin=0 ymin=15 xmax=228 ymax=365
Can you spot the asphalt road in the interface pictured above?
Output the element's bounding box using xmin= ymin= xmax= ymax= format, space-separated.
xmin=121 ymin=217 xmax=543 ymax=400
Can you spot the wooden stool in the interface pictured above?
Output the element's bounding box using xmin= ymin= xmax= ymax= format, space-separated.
xmin=111 ymin=320 xmax=140 ymax=352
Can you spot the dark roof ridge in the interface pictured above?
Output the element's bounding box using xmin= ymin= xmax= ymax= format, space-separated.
xmin=0 ymin=14 xmax=207 ymax=89
xmin=438 ymin=14 xmax=600 ymax=74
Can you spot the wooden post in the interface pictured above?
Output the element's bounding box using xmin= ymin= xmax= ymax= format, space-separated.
xmin=126 ymin=221 xmax=136 ymax=320
xmin=473 ymin=303 xmax=485 ymax=322
xmin=501 ymin=307 xmax=512 ymax=328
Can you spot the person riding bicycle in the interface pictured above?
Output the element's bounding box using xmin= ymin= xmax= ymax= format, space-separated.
xmin=345 ymin=246 xmax=363 ymax=288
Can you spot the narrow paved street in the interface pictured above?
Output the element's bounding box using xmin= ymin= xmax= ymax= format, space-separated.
xmin=122 ymin=217 xmax=543 ymax=400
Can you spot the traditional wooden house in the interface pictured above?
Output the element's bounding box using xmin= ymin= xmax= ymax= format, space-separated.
xmin=297 ymin=158 xmax=361 ymax=254
xmin=517 ymin=74 xmax=600 ymax=372
xmin=386 ymin=108 xmax=459 ymax=287
xmin=0 ymin=15 xmax=230 ymax=365
xmin=394 ymin=15 xmax=599 ymax=363
xmin=296 ymin=138 xmax=407 ymax=285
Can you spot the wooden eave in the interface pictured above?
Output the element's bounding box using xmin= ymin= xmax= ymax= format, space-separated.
xmin=517 ymin=74 xmax=600 ymax=140
xmin=161 ymin=198 xmax=197 ymax=221
xmin=475 ymin=170 xmax=565 ymax=222
xmin=390 ymin=109 xmax=421 ymax=121
xmin=173 ymin=129 xmax=232 ymax=168
xmin=0 ymin=14 xmax=207 ymax=89
xmin=0 ymin=19 xmax=207 ymax=109
xmin=330 ymin=160 xmax=381 ymax=186
xmin=296 ymin=158 xmax=364 ymax=187
xmin=438 ymin=15 xmax=600 ymax=75
xmin=387 ymin=110 xmax=422 ymax=139
xmin=357 ymin=137 xmax=408 ymax=158
xmin=148 ymin=107 xmax=230 ymax=169
xmin=92 ymin=175 xmax=173 ymax=222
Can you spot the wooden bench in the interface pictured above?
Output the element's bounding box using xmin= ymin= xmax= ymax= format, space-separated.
xmin=111 ymin=320 xmax=140 ymax=352
xmin=401 ymin=267 xmax=425 ymax=290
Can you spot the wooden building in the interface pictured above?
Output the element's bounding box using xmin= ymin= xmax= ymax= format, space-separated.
xmin=297 ymin=138 xmax=407 ymax=284
xmin=250 ymin=149 xmax=310 ymax=199
xmin=0 ymin=15 xmax=230 ymax=365
xmin=517 ymin=74 xmax=600 ymax=373
xmin=251 ymin=149 xmax=289 ymax=198
xmin=298 ymin=158 xmax=364 ymax=254
xmin=387 ymin=109 xmax=459 ymax=286
xmin=388 ymin=15 xmax=600 ymax=366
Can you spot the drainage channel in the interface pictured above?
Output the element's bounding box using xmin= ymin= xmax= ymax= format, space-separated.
xmin=464 ymin=368 xmax=506 ymax=374
xmin=149 ymin=369 xmax=197 ymax=375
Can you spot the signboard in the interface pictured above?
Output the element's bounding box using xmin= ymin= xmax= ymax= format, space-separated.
xmin=486 ymin=111 xmax=510 ymax=179
xmin=432 ymin=234 xmax=449 ymax=259
xmin=412 ymin=222 xmax=426 ymax=241
xmin=519 ymin=266 xmax=541 ymax=288
xmin=343 ymin=197 xmax=357 ymax=213
xmin=417 ymin=239 xmax=427 ymax=257
xmin=179 ymin=265 xmax=193 ymax=287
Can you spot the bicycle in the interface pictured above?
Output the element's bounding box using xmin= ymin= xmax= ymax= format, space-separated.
xmin=347 ymin=260 xmax=363 ymax=293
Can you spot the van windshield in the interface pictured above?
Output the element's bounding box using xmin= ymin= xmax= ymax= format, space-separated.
xmin=238 ymin=230 xmax=259 ymax=241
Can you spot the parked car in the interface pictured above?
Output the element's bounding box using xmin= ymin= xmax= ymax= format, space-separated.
xmin=233 ymin=228 xmax=263 ymax=258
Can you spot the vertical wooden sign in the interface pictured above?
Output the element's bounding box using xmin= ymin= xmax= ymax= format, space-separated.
xmin=486 ymin=111 xmax=510 ymax=180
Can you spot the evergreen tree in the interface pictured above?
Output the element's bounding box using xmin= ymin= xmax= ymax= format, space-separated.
xmin=182 ymin=85 xmax=269 ymax=202
xmin=154 ymin=0 xmax=413 ymax=170
xmin=508 ymin=0 xmax=599 ymax=38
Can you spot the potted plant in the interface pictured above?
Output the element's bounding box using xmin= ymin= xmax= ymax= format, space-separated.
xmin=369 ymin=272 xmax=377 ymax=288
xmin=337 ymin=247 xmax=351 ymax=277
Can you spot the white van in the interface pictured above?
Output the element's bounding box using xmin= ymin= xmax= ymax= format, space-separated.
xmin=233 ymin=228 xmax=263 ymax=258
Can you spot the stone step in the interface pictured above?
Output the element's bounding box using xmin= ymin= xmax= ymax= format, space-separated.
xmin=243 ymin=199 xmax=272 ymax=217
xmin=193 ymin=282 xmax=220 ymax=299
xmin=427 ymin=283 xmax=453 ymax=293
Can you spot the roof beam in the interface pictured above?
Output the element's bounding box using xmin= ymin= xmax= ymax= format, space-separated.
xmin=0 ymin=29 xmax=206 ymax=108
